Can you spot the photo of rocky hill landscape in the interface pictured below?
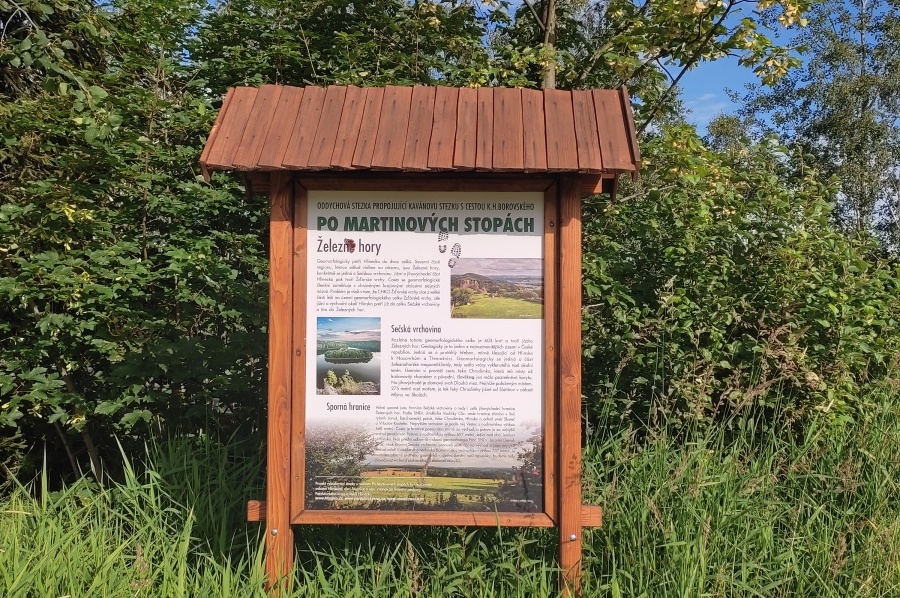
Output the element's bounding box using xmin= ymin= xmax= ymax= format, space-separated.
xmin=450 ymin=258 xmax=543 ymax=319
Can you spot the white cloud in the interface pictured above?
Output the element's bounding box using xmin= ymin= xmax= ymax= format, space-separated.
xmin=686 ymin=93 xmax=731 ymax=128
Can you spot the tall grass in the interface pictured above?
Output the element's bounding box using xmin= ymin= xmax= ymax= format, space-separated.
xmin=1 ymin=392 xmax=897 ymax=597
xmin=582 ymin=391 xmax=900 ymax=597
xmin=0 ymin=439 xmax=269 ymax=598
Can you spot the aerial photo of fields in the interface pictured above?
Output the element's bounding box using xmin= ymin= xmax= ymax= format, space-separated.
xmin=308 ymin=466 xmax=542 ymax=512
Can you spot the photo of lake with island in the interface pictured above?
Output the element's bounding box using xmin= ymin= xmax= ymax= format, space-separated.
xmin=316 ymin=317 xmax=381 ymax=395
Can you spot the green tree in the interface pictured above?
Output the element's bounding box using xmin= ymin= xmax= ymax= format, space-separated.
xmin=0 ymin=0 xmax=826 ymax=480
xmin=192 ymin=0 xmax=812 ymax=123
xmin=739 ymin=0 xmax=900 ymax=248
xmin=1 ymin=0 xmax=269 ymax=477
xmin=193 ymin=0 xmax=490 ymax=94
xmin=324 ymin=369 xmax=338 ymax=388
xmin=491 ymin=0 xmax=810 ymax=125
xmin=450 ymin=286 xmax=473 ymax=308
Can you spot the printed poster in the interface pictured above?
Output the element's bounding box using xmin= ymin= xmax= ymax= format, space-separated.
xmin=305 ymin=190 xmax=544 ymax=512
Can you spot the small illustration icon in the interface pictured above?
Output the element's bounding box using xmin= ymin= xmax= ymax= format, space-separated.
xmin=437 ymin=230 xmax=462 ymax=267
xmin=448 ymin=243 xmax=462 ymax=268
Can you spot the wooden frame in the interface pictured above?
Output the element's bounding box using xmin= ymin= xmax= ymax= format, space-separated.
xmin=244 ymin=171 xmax=617 ymax=197
xmin=197 ymin=82 xmax=643 ymax=597
xmin=260 ymin=171 xmax=595 ymax=595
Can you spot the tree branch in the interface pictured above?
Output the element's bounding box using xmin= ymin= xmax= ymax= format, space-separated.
xmin=541 ymin=0 xmax=557 ymax=89
xmin=57 ymin=360 xmax=104 ymax=485
xmin=521 ymin=0 xmax=546 ymax=31
xmin=577 ymin=1 xmax=653 ymax=86
xmin=1 ymin=1 xmax=37 ymax=43
xmin=638 ymin=3 xmax=735 ymax=134
xmin=53 ymin=421 xmax=81 ymax=477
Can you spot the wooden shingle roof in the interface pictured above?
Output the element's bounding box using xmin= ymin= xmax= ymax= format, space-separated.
xmin=200 ymin=84 xmax=641 ymax=178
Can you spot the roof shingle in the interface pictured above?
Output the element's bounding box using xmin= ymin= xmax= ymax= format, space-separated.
xmin=200 ymin=84 xmax=640 ymax=177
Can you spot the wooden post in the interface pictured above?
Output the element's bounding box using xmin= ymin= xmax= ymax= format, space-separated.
xmin=558 ymin=175 xmax=583 ymax=595
xmin=543 ymin=183 xmax=559 ymax=523
xmin=266 ymin=172 xmax=294 ymax=592
xmin=290 ymin=181 xmax=309 ymax=519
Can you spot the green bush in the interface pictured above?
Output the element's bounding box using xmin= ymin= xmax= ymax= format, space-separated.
xmin=0 ymin=1 xmax=270 ymax=476
xmin=582 ymin=125 xmax=900 ymax=425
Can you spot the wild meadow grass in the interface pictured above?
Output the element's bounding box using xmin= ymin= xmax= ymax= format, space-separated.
xmin=581 ymin=393 xmax=900 ymax=597
xmin=1 ymin=392 xmax=897 ymax=597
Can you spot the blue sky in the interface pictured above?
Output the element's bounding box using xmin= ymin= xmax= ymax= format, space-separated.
xmin=679 ymin=21 xmax=802 ymax=135
xmin=317 ymin=317 xmax=381 ymax=342
xmin=681 ymin=56 xmax=757 ymax=135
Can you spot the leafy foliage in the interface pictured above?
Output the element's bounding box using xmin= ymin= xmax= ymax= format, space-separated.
xmin=193 ymin=0 xmax=491 ymax=93
xmin=582 ymin=125 xmax=900 ymax=424
xmin=1 ymin=0 xmax=269 ymax=475
xmin=0 ymin=0 xmax=881 ymax=481
xmin=737 ymin=0 xmax=900 ymax=248
xmin=493 ymin=0 xmax=809 ymax=125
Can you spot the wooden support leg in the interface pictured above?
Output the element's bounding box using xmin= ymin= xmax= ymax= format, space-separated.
xmin=558 ymin=176 xmax=583 ymax=596
xmin=266 ymin=172 xmax=294 ymax=593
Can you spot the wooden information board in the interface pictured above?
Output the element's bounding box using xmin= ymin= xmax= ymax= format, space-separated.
xmin=199 ymin=84 xmax=641 ymax=595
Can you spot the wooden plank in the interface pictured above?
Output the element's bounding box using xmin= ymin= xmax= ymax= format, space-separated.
xmin=543 ymin=182 xmax=559 ymax=524
xmin=281 ymin=86 xmax=327 ymax=169
xmin=619 ymin=86 xmax=642 ymax=180
xmin=306 ymin=86 xmax=347 ymax=169
xmin=200 ymin=87 xmax=237 ymax=179
xmin=608 ymin=175 xmax=619 ymax=199
xmin=475 ymin=87 xmax=494 ymax=170
xmin=544 ymin=181 xmax=559 ymax=522
xmin=290 ymin=180 xmax=308 ymax=519
xmin=580 ymin=505 xmax=603 ymax=528
xmin=545 ymin=90 xmax=578 ymax=171
xmin=204 ymin=87 xmax=258 ymax=169
xmin=427 ymin=86 xmax=459 ymax=170
xmin=491 ymin=87 xmax=524 ymax=172
xmin=453 ymin=87 xmax=477 ymax=170
xmin=592 ymin=89 xmax=634 ymax=171
xmin=558 ymin=176 xmax=583 ymax=596
xmin=402 ymin=86 xmax=436 ymax=171
xmin=266 ymin=172 xmax=294 ymax=593
xmin=580 ymin=175 xmax=616 ymax=197
xmin=351 ymin=87 xmax=385 ymax=169
xmin=254 ymin=500 xmax=597 ymax=527
xmin=522 ymin=88 xmax=548 ymax=172
xmin=232 ymin=85 xmax=283 ymax=170
xmin=293 ymin=510 xmax=557 ymax=527
xmin=257 ymin=86 xmax=305 ymax=170
xmin=244 ymin=172 xmax=271 ymax=195
xmin=571 ymin=90 xmax=603 ymax=173
xmin=248 ymin=499 xmax=264 ymax=522
xmin=297 ymin=174 xmax=554 ymax=192
xmin=371 ymin=85 xmax=413 ymax=170
xmin=330 ymin=85 xmax=367 ymax=169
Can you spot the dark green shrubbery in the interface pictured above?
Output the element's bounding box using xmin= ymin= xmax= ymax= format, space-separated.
xmin=582 ymin=125 xmax=900 ymax=427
